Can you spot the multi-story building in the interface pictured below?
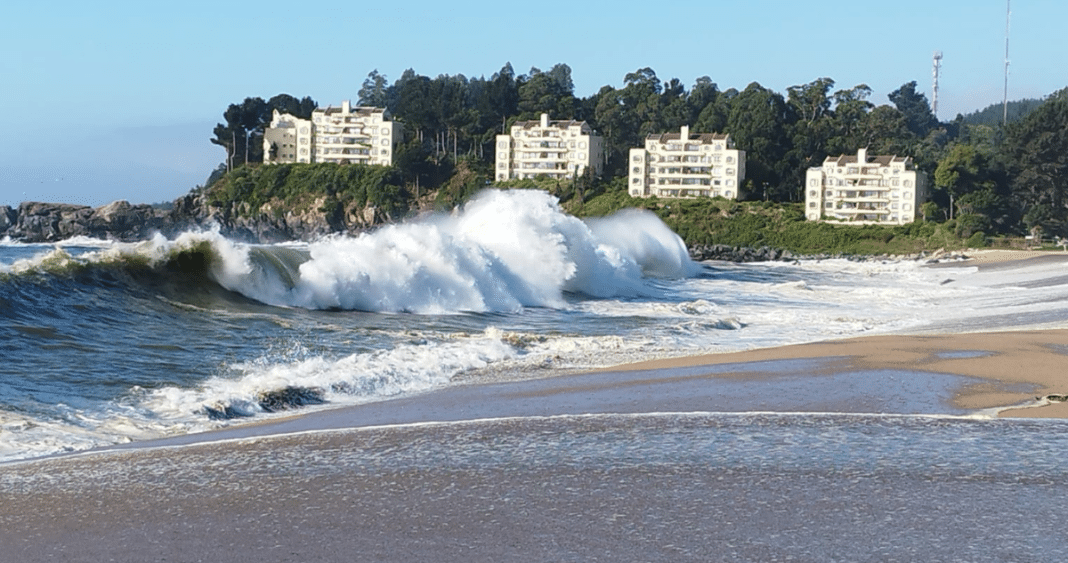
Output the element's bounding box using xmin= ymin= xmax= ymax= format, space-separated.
xmin=628 ymin=126 xmax=745 ymax=199
xmin=263 ymin=101 xmax=402 ymax=166
xmin=262 ymin=112 xmax=313 ymax=163
xmin=495 ymin=113 xmax=603 ymax=182
xmin=805 ymin=148 xmax=928 ymax=224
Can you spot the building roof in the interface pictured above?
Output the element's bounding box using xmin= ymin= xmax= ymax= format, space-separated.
xmin=646 ymin=132 xmax=730 ymax=143
xmin=319 ymin=106 xmax=386 ymax=117
xmin=823 ymin=154 xmax=910 ymax=166
xmin=513 ymin=118 xmax=587 ymax=129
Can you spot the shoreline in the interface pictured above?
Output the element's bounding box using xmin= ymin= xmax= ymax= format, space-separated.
xmin=5 ymin=249 xmax=1068 ymax=465
xmin=605 ymin=328 xmax=1068 ymax=419
xmin=40 ymin=326 xmax=1068 ymax=461
xmin=4 ymin=252 xmax=1068 ymax=561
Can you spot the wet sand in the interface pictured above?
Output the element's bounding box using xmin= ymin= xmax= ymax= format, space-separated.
xmin=611 ymin=329 xmax=1068 ymax=419
xmin=4 ymin=253 xmax=1068 ymax=561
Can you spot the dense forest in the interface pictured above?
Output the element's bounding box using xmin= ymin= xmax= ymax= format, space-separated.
xmin=207 ymin=63 xmax=1068 ymax=240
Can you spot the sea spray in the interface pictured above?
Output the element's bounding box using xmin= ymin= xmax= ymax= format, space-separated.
xmin=241 ymin=190 xmax=698 ymax=312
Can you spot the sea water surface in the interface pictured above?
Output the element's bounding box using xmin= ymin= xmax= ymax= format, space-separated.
xmin=3 ymin=189 xmax=1068 ymax=462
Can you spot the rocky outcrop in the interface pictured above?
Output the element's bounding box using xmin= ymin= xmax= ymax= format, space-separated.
xmin=2 ymin=201 xmax=169 ymax=243
xmin=0 ymin=205 xmax=16 ymax=236
xmin=688 ymin=244 xmax=795 ymax=263
xmin=0 ymin=193 xmax=395 ymax=243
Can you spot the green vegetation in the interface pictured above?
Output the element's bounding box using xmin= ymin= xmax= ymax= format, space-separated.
xmin=206 ymin=63 xmax=1068 ymax=253
xmin=207 ymin=163 xmax=409 ymax=219
xmin=563 ymin=192 xmax=978 ymax=255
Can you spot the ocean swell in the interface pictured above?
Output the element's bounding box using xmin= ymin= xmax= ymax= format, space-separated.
xmin=225 ymin=189 xmax=698 ymax=313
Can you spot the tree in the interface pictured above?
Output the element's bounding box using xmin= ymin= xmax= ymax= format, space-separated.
xmin=726 ymin=83 xmax=794 ymax=200
xmin=517 ymin=64 xmax=575 ymax=119
xmin=888 ymin=81 xmax=939 ymax=138
xmin=358 ymin=70 xmax=390 ymax=107
xmin=1000 ymin=89 xmax=1068 ymax=236
xmin=787 ymin=78 xmax=837 ymax=176
xmin=211 ymin=95 xmax=318 ymax=170
xmin=827 ymin=84 xmax=873 ymax=154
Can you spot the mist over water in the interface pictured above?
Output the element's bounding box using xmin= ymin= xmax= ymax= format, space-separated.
xmin=3 ymin=189 xmax=1068 ymax=462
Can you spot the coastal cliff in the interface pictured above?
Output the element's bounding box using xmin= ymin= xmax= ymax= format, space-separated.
xmin=0 ymin=193 xmax=395 ymax=244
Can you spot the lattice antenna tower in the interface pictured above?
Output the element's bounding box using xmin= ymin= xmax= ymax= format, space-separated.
xmin=932 ymin=51 xmax=943 ymax=119
xmin=1003 ymin=0 xmax=1011 ymax=124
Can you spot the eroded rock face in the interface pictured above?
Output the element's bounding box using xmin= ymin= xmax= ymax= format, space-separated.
xmin=4 ymin=201 xmax=170 ymax=242
xmin=1 ymin=191 xmax=396 ymax=243
xmin=0 ymin=206 xmax=16 ymax=236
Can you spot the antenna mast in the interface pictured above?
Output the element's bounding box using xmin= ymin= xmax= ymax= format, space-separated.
xmin=1003 ymin=0 xmax=1011 ymax=124
xmin=932 ymin=51 xmax=943 ymax=119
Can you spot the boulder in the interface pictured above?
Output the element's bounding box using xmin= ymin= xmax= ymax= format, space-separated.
xmin=0 ymin=205 xmax=15 ymax=236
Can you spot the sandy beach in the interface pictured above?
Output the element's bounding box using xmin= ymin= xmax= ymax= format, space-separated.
xmin=3 ymin=252 xmax=1068 ymax=562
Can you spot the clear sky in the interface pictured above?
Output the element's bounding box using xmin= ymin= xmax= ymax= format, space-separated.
xmin=2 ymin=0 xmax=1063 ymax=208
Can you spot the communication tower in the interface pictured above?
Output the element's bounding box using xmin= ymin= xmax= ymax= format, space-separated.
xmin=1003 ymin=0 xmax=1011 ymax=124
xmin=931 ymin=51 xmax=943 ymax=119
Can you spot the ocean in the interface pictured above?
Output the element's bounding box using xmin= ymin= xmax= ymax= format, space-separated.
xmin=3 ymin=188 xmax=1068 ymax=465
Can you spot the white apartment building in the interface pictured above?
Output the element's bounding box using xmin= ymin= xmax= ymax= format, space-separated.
xmin=805 ymin=148 xmax=928 ymax=225
xmin=263 ymin=111 xmax=313 ymax=163
xmin=628 ymin=126 xmax=745 ymax=199
xmin=263 ymin=101 xmax=402 ymax=166
xmin=495 ymin=114 xmax=603 ymax=182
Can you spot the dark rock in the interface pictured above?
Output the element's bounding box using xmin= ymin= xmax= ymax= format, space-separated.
xmin=688 ymin=244 xmax=793 ymax=263
xmin=0 ymin=205 xmax=15 ymax=236
xmin=257 ymin=386 xmax=326 ymax=412
xmin=202 ymin=403 xmax=254 ymax=420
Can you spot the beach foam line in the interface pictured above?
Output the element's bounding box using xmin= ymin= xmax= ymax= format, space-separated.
xmin=3 ymin=409 xmax=1028 ymax=470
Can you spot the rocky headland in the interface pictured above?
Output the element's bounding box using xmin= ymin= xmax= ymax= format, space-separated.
xmin=0 ymin=193 xmax=394 ymax=245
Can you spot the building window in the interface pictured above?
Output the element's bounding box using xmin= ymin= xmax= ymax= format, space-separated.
xmin=632 ymin=167 xmax=641 ymax=173
xmin=632 ymin=178 xmax=641 ymax=184
xmin=632 ymin=155 xmax=642 ymax=162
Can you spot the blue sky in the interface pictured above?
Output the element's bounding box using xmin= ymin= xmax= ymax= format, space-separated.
xmin=2 ymin=0 xmax=1063 ymax=208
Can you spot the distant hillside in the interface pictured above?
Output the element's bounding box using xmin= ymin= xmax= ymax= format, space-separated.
xmin=958 ymin=98 xmax=1045 ymax=127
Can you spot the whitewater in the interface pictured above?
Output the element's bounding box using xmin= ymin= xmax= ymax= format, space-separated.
xmin=3 ymin=189 xmax=1068 ymax=463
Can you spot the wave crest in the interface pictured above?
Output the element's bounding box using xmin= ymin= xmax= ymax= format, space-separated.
xmin=1 ymin=190 xmax=697 ymax=314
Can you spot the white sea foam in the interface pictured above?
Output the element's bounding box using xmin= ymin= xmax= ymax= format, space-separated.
xmin=8 ymin=198 xmax=1068 ymax=464
xmin=139 ymin=328 xmax=518 ymax=421
xmin=222 ymin=190 xmax=697 ymax=312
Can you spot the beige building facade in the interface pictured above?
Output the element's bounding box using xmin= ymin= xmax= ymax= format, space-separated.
xmin=805 ymin=148 xmax=928 ymax=224
xmin=495 ymin=113 xmax=603 ymax=182
xmin=628 ymin=126 xmax=745 ymax=199
xmin=263 ymin=101 xmax=402 ymax=166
